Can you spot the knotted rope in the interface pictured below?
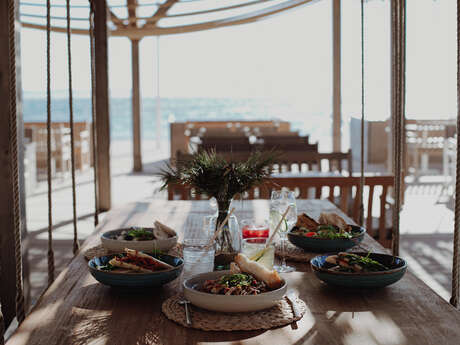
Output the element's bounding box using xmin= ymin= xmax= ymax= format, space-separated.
xmin=46 ymin=0 xmax=55 ymax=285
xmin=359 ymin=0 xmax=365 ymax=226
xmin=450 ymin=0 xmax=460 ymax=309
xmin=89 ymin=0 xmax=99 ymax=226
xmin=66 ymin=0 xmax=80 ymax=254
xmin=8 ymin=0 xmax=25 ymax=324
xmin=391 ymin=0 xmax=405 ymax=257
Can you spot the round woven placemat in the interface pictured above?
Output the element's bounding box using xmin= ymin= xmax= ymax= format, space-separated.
xmin=275 ymin=241 xmax=373 ymax=263
xmin=162 ymin=294 xmax=306 ymax=331
xmin=83 ymin=243 xmax=183 ymax=260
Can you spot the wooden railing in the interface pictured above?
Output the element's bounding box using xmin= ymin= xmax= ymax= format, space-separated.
xmin=168 ymin=174 xmax=394 ymax=248
xmin=176 ymin=150 xmax=353 ymax=176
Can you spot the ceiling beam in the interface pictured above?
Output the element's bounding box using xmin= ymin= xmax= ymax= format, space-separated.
xmin=127 ymin=0 xmax=138 ymax=27
xmin=144 ymin=0 xmax=178 ymax=27
xmin=109 ymin=10 xmax=125 ymax=28
xmin=20 ymin=0 xmax=315 ymax=39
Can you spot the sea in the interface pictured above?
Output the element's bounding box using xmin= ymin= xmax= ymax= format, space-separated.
xmin=22 ymin=96 xmax=338 ymax=151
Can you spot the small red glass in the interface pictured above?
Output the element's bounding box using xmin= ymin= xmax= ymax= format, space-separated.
xmin=241 ymin=220 xmax=270 ymax=239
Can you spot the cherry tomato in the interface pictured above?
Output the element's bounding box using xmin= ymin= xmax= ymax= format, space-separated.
xmin=305 ymin=232 xmax=316 ymax=237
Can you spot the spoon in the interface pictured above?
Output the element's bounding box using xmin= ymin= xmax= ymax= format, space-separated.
xmin=178 ymin=299 xmax=192 ymax=326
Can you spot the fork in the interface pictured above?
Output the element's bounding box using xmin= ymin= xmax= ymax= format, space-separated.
xmin=178 ymin=299 xmax=192 ymax=326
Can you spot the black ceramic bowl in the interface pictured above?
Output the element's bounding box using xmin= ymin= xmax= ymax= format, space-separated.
xmin=310 ymin=252 xmax=407 ymax=288
xmin=288 ymin=225 xmax=366 ymax=253
xmin=89 ymin=252 xmax=183 ymax=288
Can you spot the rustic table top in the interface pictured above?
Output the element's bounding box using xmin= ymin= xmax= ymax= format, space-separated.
xmin=7 ymin=199 xmax=460 ymax=345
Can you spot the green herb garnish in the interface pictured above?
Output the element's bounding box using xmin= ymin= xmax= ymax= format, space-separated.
xmin=219 ymin=273 xmax=253 ymax=287
xmin=97 ymin=263 xmax=114 ymax=271
xmin=127 ymin=228 xmax=154 ymax=240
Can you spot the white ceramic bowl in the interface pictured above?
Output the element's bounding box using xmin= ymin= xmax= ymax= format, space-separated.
xmin=183 ymin=270 xmax=287 ymax=313
xmin=100 ymin=227 xmax=178 ymax=253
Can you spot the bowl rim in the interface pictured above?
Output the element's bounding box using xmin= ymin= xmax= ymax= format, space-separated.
xmin=288 ymin=225 xmax=366 ymax=241
xmin=88 ymin=252 xmax=184 ymax=276
xmin=310 ymin=252 xmax=407 ymax=276
xmin=100 ymin=227 xmax=178 ymax=242
xmin=183 ymin=270 xmax=287 ymax=298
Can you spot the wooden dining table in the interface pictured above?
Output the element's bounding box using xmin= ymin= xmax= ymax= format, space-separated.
xmin=6 ymin=199 xmax=460 ymax=345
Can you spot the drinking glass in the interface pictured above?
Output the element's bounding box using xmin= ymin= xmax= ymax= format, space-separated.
xmin=182 ymin=215 xmax=215 ymax=282
xmin=241 ymin=238 xmax=275 ymax=269
xmin=241 ymin=219 xmax=270 ymax=239
xmin=270 ymin=190 xmax=297 ymax=273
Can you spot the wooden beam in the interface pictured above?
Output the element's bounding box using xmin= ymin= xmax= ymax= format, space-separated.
xmin=94 ymin=0 xmax=111 ymax=211
xmin=127 ymin=0 xmax=138 ymax=27
xmin=131 ymin=39 xmax=142 ymax=172
xmin=21 ymin=0 xmax=315 ymax=39
xmin=0 ymin=0 xmax=25 ymax=328
xmin=109 ymin=10 xmax=125 ymax=28
xmin=144 ymin=0 xmax=177 ymax=27
xmin=332 ymin=0 xmax=341 ymax=152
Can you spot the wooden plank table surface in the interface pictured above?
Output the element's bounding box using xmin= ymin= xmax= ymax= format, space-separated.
xmin=7 ymin=199 xmax=460 ymax=345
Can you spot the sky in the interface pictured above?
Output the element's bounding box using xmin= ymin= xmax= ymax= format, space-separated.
xmin=20 ymin=0 xmax=457 ymax=121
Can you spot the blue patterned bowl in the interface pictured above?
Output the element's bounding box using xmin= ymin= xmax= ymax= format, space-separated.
xmin=288 ymin=225 xmax=365 ymax=253
xmin=310 ymin=252 xmax=407 ymax=288
xmin=88 ymin=253 xmax=183 ymax=288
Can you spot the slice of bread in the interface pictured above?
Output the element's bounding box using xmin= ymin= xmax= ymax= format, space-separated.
xmin=234 ymin=253 xmax=283 ymax=290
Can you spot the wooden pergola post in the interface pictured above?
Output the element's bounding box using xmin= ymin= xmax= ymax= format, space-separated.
xmin=94 ymin=0 xmax=111 ymax=211
xmin=332 ymin=0 xmax=342 ymax=152
xmin=131 ymin=39 xmax=142 ymax=172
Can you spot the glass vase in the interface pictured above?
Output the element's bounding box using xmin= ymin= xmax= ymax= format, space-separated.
xmin=212 ymin=207 xmax=240 ymax=266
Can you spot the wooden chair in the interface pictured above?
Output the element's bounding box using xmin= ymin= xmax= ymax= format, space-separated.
xmin=168 ymin=174 xmax=394 ymax=248
xmin=269 ymin=150 xmax=352 ymax=175
xmin=175 ymin=150 xmax=353 ymax=176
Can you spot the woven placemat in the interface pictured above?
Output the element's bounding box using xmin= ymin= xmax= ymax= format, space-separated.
xmin=275 ymin=241 xmax=373 ymax=263
xmin=83 ymin=243 xmax=183 ymax=260
xmin=162 ymin=294 xmax=307 ymax=331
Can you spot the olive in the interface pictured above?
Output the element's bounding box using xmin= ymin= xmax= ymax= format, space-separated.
xmin=124 ymin=235 xmax=134 ymax=241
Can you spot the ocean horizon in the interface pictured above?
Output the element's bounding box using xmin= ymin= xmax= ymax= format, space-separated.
xmin=23 ymin=96 xmax=337 ymax=151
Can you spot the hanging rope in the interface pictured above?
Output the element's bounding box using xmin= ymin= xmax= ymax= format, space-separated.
xmin=66 ymin=0 xmax=80 ymax=254
xmin=450 ymin=0 xmax=460 ymax=309
xmin=89 ymin=0 xmax=99 ymax=226
xmin=0 ymin=308 xmax=3 ymax=345
xmin=391 ymin=0 xmax=405 ymax=257
xmin=0 ymin=250 xmax=4 ymax=344
xmin=7 ymin=0 xmax=25 ymax=324
xmin=46 ymin=0 xmax=55 ymax=285
xmin=359 ymin=0 xmax=365 ymax=226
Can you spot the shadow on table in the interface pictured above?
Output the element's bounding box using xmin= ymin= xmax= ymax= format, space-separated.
xmin=69 ymin=282 xmax=265 ymax=345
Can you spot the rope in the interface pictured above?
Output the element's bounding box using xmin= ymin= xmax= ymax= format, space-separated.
xmin=66 ymin=0 xmax=80 ymax=254
xmin=89 ymin=0 xmax=99 ymax=226
xmin=7 ymin=0 xmax=25 ymax=324
xmin=391 ymin=0 xmax=405 ymax=257
xmin=392 ymin=0 xmax=401 ymax=257
xmin=450 ymin=0 xmax=460 ymax=309
xmin=0 ymin=248 xmax=4 ymax=344
xmin=46 ymin=0 xmax=55 ymax=285
xmin=0 ymin=308 xmax=4 ymax=345
xmin=359 ymin=0 xmax=365 ymax=226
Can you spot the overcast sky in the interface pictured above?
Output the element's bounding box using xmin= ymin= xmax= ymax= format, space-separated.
xmin=20 ymin=0 xmax=456 ymax=120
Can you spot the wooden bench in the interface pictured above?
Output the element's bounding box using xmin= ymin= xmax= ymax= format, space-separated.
xmin=175 ymin=150 xmax=353 ymax=176
xmin=168 ymin=174 xmax=394 ymax=248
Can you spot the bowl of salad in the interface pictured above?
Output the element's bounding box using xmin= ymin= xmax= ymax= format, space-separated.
xmin=287 ymin=213 xmax=366 ymax=252
xmin=310 ymin=252 xmax=407 ymax=288
xmin=101 ymin=222 xmax=177 ymax=253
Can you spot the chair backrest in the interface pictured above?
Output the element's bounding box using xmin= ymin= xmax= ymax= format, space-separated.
xmin=167 ymin=174 xmax=394 ymax=247
xmin=269 ymin=150 xmax=352 ymax=175
xmin=174 ymin=150 xmax=353 ymax=175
